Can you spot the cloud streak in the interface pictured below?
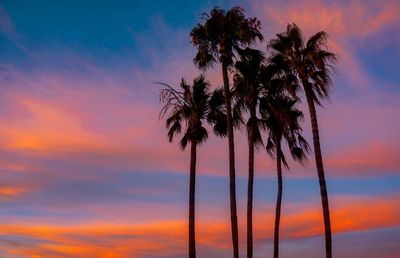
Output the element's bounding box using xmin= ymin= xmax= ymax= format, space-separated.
xmin=1 ymin=195 xmax=399 ymax=257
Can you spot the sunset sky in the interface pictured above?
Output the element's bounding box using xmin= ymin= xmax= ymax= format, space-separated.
xmin=0 ymin=0 xmax=399 ymax=257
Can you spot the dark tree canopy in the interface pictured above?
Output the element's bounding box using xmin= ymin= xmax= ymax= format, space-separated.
xmin=190 ymin=6 xmax=263 ymax=69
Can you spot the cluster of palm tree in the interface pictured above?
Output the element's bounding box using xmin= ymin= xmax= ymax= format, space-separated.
xmin=159 ymin=6 xmax=336 ymax=258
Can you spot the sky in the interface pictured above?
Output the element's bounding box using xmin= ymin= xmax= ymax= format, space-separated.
xmin=0 ymin=0 xmax=399 ymax=257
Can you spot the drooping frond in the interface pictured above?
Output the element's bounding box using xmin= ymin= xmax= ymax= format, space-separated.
xmin=246 ymin=116 xmax=264 ymax=148
xmin=191 ymin=23 xmax=218 ymax=70
xmin=266 ymin=136 xmax=275 ymax=158
xmin=233 ymin=47 xmax=267 ymax=148
xmin=207 ymin=87 xmax=228 ymax=137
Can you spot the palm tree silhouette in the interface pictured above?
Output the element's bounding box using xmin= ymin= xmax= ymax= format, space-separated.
xmin=159 ymin=76 xmax=212 ymax=258
xmin=260 ymin=93 xmax=309 ymax=258
xmin=268 ymin=23 xmax=337 ymax=258
xmin=190 ymin=7 xmax=263 ymax=257
xmin=233 ymin=47 xmax=266 ymax=258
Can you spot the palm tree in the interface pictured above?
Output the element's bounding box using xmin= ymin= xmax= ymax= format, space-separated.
xmin=159 ymin=75 xmax=212 ymax=258
xmin=268 ymin=23 xmax=337 ymax=258
xmin=190 ymin=7 xmax=263 ymax=257
xmin=233 ymin=48 xmax=265 ymax=258
xmin=260 ymin=94 xmax=309 ymax=258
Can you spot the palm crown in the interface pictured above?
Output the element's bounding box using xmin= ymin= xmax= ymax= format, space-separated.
xmin=190 ymin=6 xmax=263 ymax=69
xmin=268 ymin=23 xmax=336 ymax=105
xmin=159 ymin=76 xmax=211 ymax=149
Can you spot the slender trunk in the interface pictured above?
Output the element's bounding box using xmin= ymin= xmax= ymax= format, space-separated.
xmin=222 ymin=63 xmax=239 ymax=258
xmin=273 ymin=139 xmax=282 ymax=258
xmin=189 ymin=141 xmax=197 ymax=258
xmin=304 ymin=83 xmax=332 ymax=258
xmin=247 ymin=106 xmax=256 ymax=258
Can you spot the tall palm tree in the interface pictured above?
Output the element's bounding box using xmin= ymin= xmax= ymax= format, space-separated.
xmin=268 ymin=23 xmax=337 ymax=258
xmin=190 ymin=7 xmax=263 ymax=257
xmin=159 ymin=75 xmax=212 ymax=258
xmin=233 ymin=48 xmax=265 ymax=258
xmin=260 ymin=94 xmax=309 ymax=258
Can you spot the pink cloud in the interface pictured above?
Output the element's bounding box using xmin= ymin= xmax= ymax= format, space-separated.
xmin=0 ymin=64 xmax=234 ymax=178
xmin=253 ymin=0 xmax=400 ymax=38
xmin=1 ymin=62 xmax=399 ymax=178
xmin=326 ymin=141 xmax=400 ymax=174
xmin=250 ymin=0 xmax=399 ymax=96
xmin=1 ymin=1 xmax=399 ymax=178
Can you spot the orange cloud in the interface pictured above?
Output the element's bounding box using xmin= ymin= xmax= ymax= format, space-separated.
xmin=1 ymin=98 xmax=107 ymax=152
xmin=1 ymin=195 xmax=399 ymax=257
xmin=281 ymin=196 xmax=400 ymax=238
xmin=237 ymin=195 xmax=400 ymax=243
xmin=0 ymin=186 xmax=27 ymax=197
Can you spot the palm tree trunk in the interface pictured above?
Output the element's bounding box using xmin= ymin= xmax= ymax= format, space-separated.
xmin=247 ymin=106 xmax=256 ymax=258
xmin=189 ymin=141 xmax=197 ymax=258
xmin=304 ymin=85 xmax=332 ymax=258
xmin=273 ymin=138 xmax=282 ymax=258
xmin=222 ymin=63 xmax=239 ymax=258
